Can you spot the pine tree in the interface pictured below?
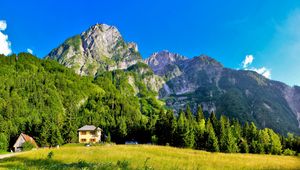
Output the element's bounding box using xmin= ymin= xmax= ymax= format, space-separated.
xmin=175 ymin=110 xmax=186 ymax=147
xmin=195 ymin=118 xmax=206 ymax=150
xmin=156 ymin=109 xmax=176 ymax=145
xmin=175 ymin=110 xmax=195 ymax=148
xmin=257 ymin=129 xmax=270 ymax=154
xmin=185 ymin=105 xmax=194 ymax=121
xmin=166 ymin=110 xmax=177 ymax=145
xmin=227 ymin=124 xmax=239 ymax=153
xmin=206 ymin=119 xmax=219 ymax=152
xmin=268 ymin=129 xmax=282 ymax=155
xmin=247 ymin=122 xmax=258 ymax=153
xmin=239 ymin=138 xmax=249 ymax=153
xmin=219 ymin=116 xmax=238 ymax=153
xmin=184 ymin=122 xmax=195 ymax=148
xmin=209 ymin=111 xmax=219 ymax=137
xmin=49 ymin=123 xmax=64 ymax=146
xmin=219 ymin=115 xmax=227 ymax=152
xmin=232 ymin=119 xmax=242 ymax=140
xmin=195 ymin=105 xmax=205 ymax=122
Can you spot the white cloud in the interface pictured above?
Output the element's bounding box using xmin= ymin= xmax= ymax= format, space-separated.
xmin=0 ymin=20 xmax=7 ymax=31
xmin=241 ymin=55 xmax=271 ymax=79
xmin=0 ymin=20 xmax=12 ymax=56
xmin=27 ymin=48 xmax=33 ymax=54
xmin=242 ymin=55 xmax=254 ymax=68
xmin=251 ymin=67 xmax=271 ymax=79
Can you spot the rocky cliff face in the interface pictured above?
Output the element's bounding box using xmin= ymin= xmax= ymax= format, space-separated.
xmin=145 ymin=50 xmax=187 ymax=79
xmin=45 ymin=24 xmax=142 ymax=76
xmin=146 ymin=51 xmax=300 ymax=135
xmin=283 ymin=85 xmax=300 ymax=128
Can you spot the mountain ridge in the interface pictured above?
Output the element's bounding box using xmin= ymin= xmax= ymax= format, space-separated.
xmin=45 ymin=23 xmax=300 ymax=135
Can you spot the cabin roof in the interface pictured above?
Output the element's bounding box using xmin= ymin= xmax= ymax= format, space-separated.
xmin=13 ymin=133 xmax=38 ymax=148
xmin=78 ymin=125 xmax=101 ymax=131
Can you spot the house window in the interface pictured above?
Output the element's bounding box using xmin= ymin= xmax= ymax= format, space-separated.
xmin=81 ymin=131 xmax=86 ymax=135
xmin=90 ymin=131 xmax=95 ymax=135
xmin=81 ymin=138 xmax=87 ymax=142
xmin=90 ymin=139 xmax=95 ymax=142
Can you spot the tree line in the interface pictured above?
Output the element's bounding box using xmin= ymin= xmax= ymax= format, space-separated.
xmin=154 ymin=106 xmax=300 ymax=155
xmin=0 ymin=53 xmax=299 ymax=156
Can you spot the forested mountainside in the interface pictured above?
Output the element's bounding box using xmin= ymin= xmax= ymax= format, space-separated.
xmin=0 ymin=53 xmax=300 ymax=155
xmin=146 ymin=51 xmax=300 ymax=135
xmin=0 ymin=53 xmax=163 ymax=147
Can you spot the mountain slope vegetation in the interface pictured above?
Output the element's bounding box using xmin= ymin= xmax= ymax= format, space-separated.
xmin=0 ymin=53 xmax=162 ymax=147
xmin=0 ymin=53 xmax=300 ymax=156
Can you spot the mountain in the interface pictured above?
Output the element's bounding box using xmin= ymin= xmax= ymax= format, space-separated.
xmin=146 ymin=51 xmax=300 ymax=135
xmin=45 ymin=24 xmax=142 ymax=76
xmin=46 ymin=24 xmax=300 ymax=135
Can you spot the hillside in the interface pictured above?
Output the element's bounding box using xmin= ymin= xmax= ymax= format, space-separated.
xmin=146 ymin=51 xmax=300 ymax=135
xmin=1 ymin=53 xmax=300 ymax=156
xmin=0 ymin=53 xmax=163 ymax=147
xmin=1 ymin=145 xmax=300 ymax=170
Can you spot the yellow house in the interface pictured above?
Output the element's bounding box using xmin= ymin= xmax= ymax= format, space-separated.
xmin=78 ymin=125 xmax=102 ymax=143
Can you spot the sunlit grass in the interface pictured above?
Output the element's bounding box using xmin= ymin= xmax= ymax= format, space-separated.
xmin=0 ymin=145 xmax=299 ymax=169
xmin=0 ymin=151 xmax=9 ymax=155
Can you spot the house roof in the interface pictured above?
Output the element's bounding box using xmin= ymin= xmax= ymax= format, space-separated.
xmin=78 ymin=125 xmax=101 ymax=131
xmin=13 ymin=133 xmax=38 ymax=148
xmin=21 ymin=133 xmax=38 ymax=147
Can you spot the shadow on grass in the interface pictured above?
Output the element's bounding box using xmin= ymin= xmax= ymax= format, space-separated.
xmin=0 ymin=156 xmax=135 ymax=170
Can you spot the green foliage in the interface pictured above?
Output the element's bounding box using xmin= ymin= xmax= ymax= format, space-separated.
xmin=22 ymin=141 xmax=35 ymax=151
xmin=268 ymin=129 xmax=282 ymax=155
xmin=195 ymin=105 xmax=205 ymax=122
xmin=283 ymin=149 xmax=296 ymax=156
xmin=0 ymin=53 xmax=299 ymax=156
xmin=0 ymin=53 xmax=163 ymax=146
xmin=206 ymin=119 xmax=219 ymax=152
xmin=47 ymin=151 xmax=54 ymax=159
xmin=239 ymin=138 xmax=249 ymax=153
xmin=155 ymin=110 xmax=176 ymax=145
xmin=0 ymin=133 xmax=8 ymax=151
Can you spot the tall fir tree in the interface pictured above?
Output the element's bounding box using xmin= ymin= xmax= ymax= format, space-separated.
xmin=206 ymin=119 xmax=219 ymax=152
xmin=209 ymin=111 xmax=220 ymax=137
xmin=195 ymin=105 xmax=205 ymax=122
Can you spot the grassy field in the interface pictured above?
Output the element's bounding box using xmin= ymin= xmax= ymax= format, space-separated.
xmin=0 ymin=151 xmax=8 ymax=155
xmin=0 ymin=144 xmax=300 ymax=170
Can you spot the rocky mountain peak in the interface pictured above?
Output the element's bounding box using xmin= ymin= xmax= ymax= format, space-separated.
xmin=191 ymin=54 xmax=223 ymax=67
xmin=45 ymin=23 xmax=141 ymax=76
xmin=146 ymin=50 xmax=187 ymax=66
xmin=144 ymin=50 xmax=187 ymax=76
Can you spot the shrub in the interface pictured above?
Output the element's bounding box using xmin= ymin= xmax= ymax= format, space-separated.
xmin=22 ymin=141 xmax=35 ymax=151
xmin=283 ymin=149 xmax=296 ymax=156
xmin=0 ymin=133 xmax=8 ymax=151
xmin=47 ymin=151 xmax=54 ymax=159
xmin=117 ymin=160 xmax=130 ymax=169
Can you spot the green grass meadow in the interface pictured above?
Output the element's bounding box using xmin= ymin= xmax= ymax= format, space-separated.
xmin=0 ymin=145 xmax=299 ymax=170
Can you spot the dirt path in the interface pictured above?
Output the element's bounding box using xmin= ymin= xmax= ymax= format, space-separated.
xmin=0 ymin=153 xmax=21 ymax=160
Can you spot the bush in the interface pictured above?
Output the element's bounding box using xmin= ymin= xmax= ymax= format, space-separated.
xmin=0 ymin=133 xmax=8 ymax=151
xmin=47 ymin=151 xmax=54 ymax=159
xmin=116 ymin=160 xmax=130 ymax=169
xmin=22 ymin=141 xmax=35 ymax=151
xmin=283 ymin=149 xmax=296 ymax=156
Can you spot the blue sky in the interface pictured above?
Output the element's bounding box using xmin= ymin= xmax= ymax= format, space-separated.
xmin=0 ymin=0 xmax=300 ymax=86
